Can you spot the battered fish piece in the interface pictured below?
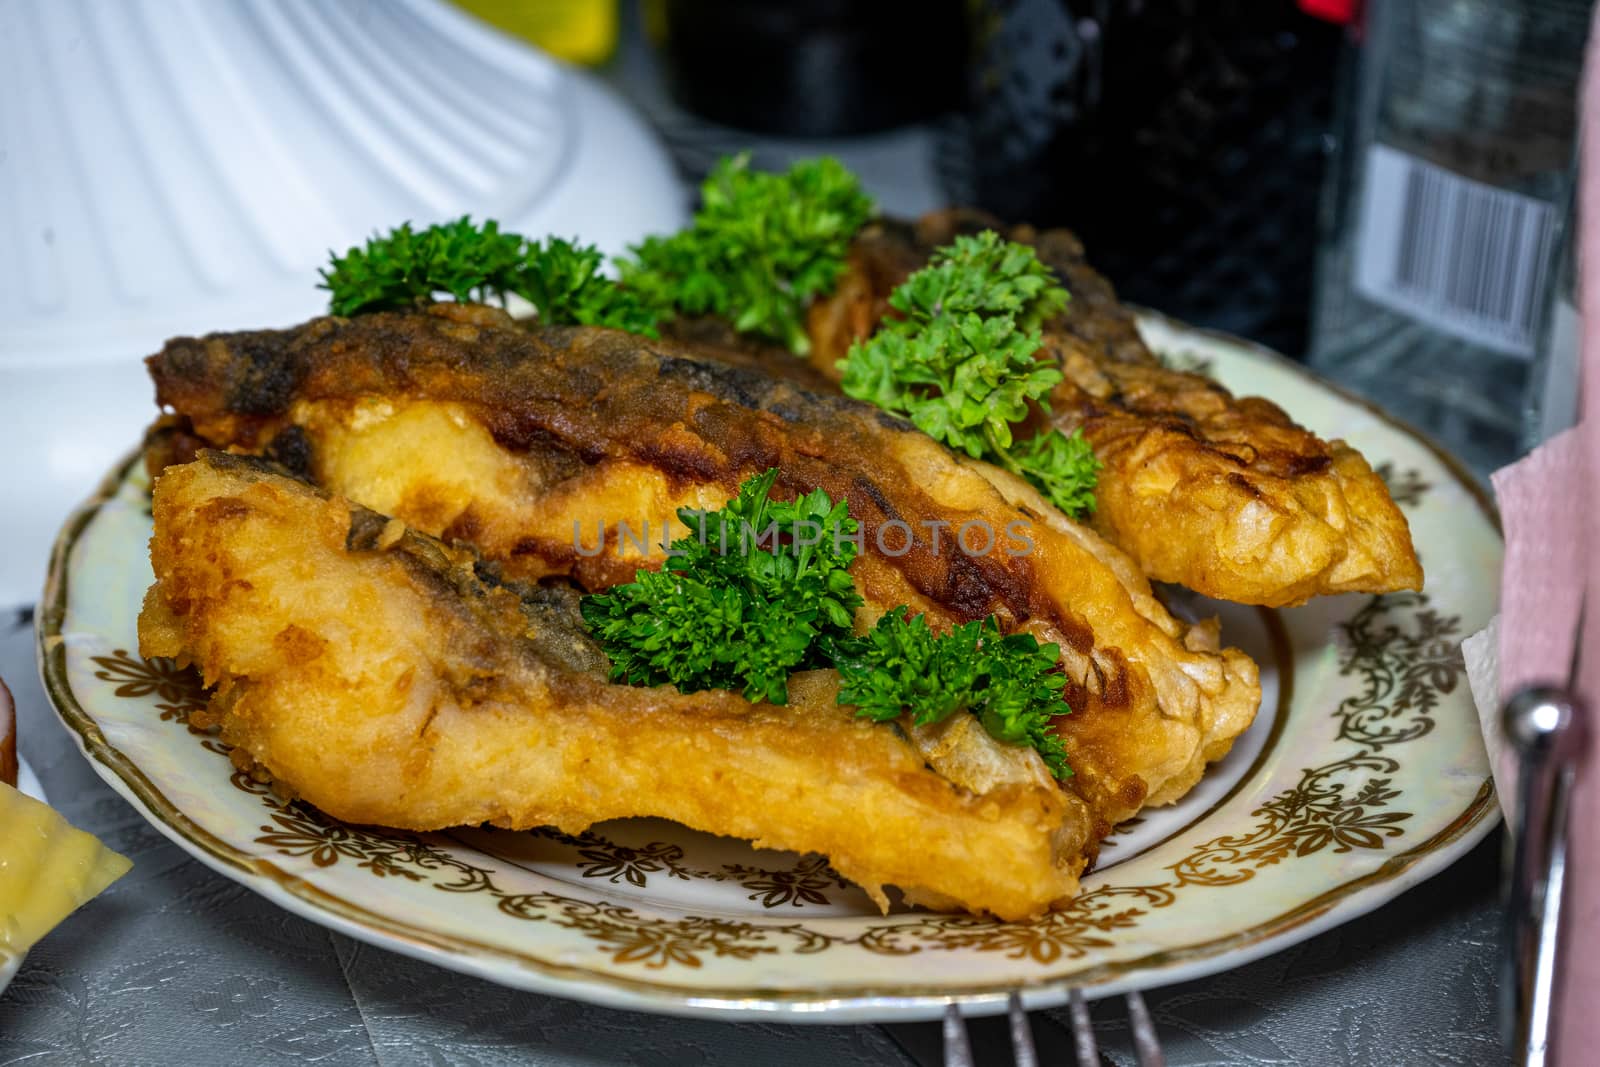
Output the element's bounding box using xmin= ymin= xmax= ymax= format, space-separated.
xmin=138 ymin=452 xmax=1088 ymax=919
xmin=804 ymin=211 xmax=1424 ymax=607
xmin=145 ymin=305 xmax=1259 ymax=830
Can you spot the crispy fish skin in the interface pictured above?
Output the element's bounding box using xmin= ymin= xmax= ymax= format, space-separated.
xmin=804 ymin=211 xmax=1423 ymax=607
xmin=140 ymin=452 xmax=1088 ymax=919
xmin=145 ymin=305 xmax=1260 ymax=838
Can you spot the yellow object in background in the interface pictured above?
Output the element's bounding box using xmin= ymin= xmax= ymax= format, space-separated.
xmin=453 ymin=0 xmax=618 ymax=65
xmin=0 ymin=780 xmax=132 ymax=960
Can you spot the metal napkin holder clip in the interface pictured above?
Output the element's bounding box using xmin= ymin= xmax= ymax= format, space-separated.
xmin=1503 ymin=685 xmax=1589 ymax=1067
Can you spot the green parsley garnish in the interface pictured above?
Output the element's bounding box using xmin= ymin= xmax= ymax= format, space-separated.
xmin=516 ymin=236 xmax=660 ymax=335
xmin=879 ymin=227 xmax=1070 ymax=331
xmin=1009 ymin=427 xmax=1101 ymax=522
xmin=618 ymin=155 xmax=875 ymax=353
xmin=832 ymin=610 xmax=1072 ymax=779
xmin=580 ymin=471 xmax=1073 ymax=775
xmin=838 ymin=230 xmax=1102 ymax=519
xmin=320 ymin=219 xmax=658 ymax=335
xmin=579 ymin=469 xmax=863 ymax=705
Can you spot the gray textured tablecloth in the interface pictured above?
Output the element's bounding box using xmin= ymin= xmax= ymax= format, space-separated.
xmin=0 ymin=605 xmax=1510 ymax=1067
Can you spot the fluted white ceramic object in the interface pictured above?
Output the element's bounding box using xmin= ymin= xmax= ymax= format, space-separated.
xmin=0 ymin=0 xmax=685 ymax=605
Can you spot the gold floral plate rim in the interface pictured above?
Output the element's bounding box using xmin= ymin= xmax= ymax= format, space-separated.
xmin=36 ymin=320 xmax=1500 ymax=1022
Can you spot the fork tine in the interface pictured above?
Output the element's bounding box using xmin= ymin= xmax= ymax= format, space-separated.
xmin=942 ymin=1003 xmax=975 ymax=1067
xmin=1068 ymin=988 xmax=1099 ymax=1066
xmin=1125 ymin=989 xmax=1165 ymax=1067
xmin=1007 ymin=991 xmax=1039 ymax=1067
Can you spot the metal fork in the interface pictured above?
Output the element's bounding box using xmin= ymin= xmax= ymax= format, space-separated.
xmin=941 ymin=989 xmax=1165 ymax=1067
xmin=1502 ymin=685 xmax=1588 ymax=1067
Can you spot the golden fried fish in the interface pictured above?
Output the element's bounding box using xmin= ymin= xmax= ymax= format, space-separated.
xmin=140 ymin=452 xmax=1091 ymax=919
xmin=144 ymin=304 xmax=1259 ymax=837
xmin=803 ymin=210 xmax=1424 ymax=607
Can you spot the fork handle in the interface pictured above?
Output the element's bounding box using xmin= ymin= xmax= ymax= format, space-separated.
xmin=1502 ymin=687 xmax=1587 ymax=1067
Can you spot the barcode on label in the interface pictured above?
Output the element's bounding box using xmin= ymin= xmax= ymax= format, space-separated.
xmin=1354 ymin=144 xmax=1558 ymax=358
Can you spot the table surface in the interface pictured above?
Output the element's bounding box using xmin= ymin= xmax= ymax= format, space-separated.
xmin=1 ymin=15 xmax=1513 ymax=1066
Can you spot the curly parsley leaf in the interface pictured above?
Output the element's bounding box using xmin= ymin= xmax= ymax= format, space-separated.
xmin=321 ymin=217 xmax=524 ymax=315
xmin=579 ymin=469 xmax=863 ymax=705
xmin=832 ymin=609 xmax=1072 ymax=779
xmin=842 ymin=308 xmax=1062 ymax=460
xmin=618 ymin=154 xmax=875 ymax=353
xmin=838 ymin=230 xmax=1101 ymax=519
xmin=886 ymin=228 xmax=1068 ymax=331
xmin=518 ymin=237 xmax=660 ymax=334
xmin=321 ymin=220 xmax=658 ymax=336
xmin=1009 ymin=426 xmax=1102 ymax=519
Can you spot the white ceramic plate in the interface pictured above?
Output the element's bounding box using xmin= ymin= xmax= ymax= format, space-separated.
xmin=37 ymin=317 xmax=1501 ymax=1022
xmin=0 ymin=757 xmax=45 ymax=997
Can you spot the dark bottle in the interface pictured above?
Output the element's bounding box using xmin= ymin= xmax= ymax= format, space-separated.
xmin=650 ymin=0 xmax=967 ymax=137
xmin=944 ymin=1 xmax=1343 ymax=356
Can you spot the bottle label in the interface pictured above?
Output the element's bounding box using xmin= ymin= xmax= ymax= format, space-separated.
xmin=1353 ymin=144 xmax=1558 ymax=358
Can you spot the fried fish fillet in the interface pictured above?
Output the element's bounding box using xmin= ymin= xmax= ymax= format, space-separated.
xmin=139 ymin=452 xmax=1088 ymax=918
xmin=804 ymin=211 xmax=1424 ymax=608
xmin=144 ymin=305 xmax=1259 ymax=843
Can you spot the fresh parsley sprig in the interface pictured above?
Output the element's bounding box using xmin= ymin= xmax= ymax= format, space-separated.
xmin=885 ymin=227 xmax=1069 ymax=331
xmin=581 ymin=471 xmax=1073 ymax=775
xmin=673 ymin=469 xmax=863 ymax=636
xmin=838 ymin=230 xmax=1101 ymax=519
xmin=321 ymin=217 xmax=523 ymax=314
xmin=618 ymin=155 xmax=875 ymax=353
xmin=579 ymin=470 xmax=863 ymax=705
xmin=840 ymin=300 xmax=1063 ymax=461
xmin=832 ymin=610 xmax=1073 ymax=779
xmin=320 ymin=219 xmax=658 ymax=335
xmin=1009 ymin=427 xmax=1101 ymax=522
xmin=518 ymin=236 xmax=660 ymax=335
